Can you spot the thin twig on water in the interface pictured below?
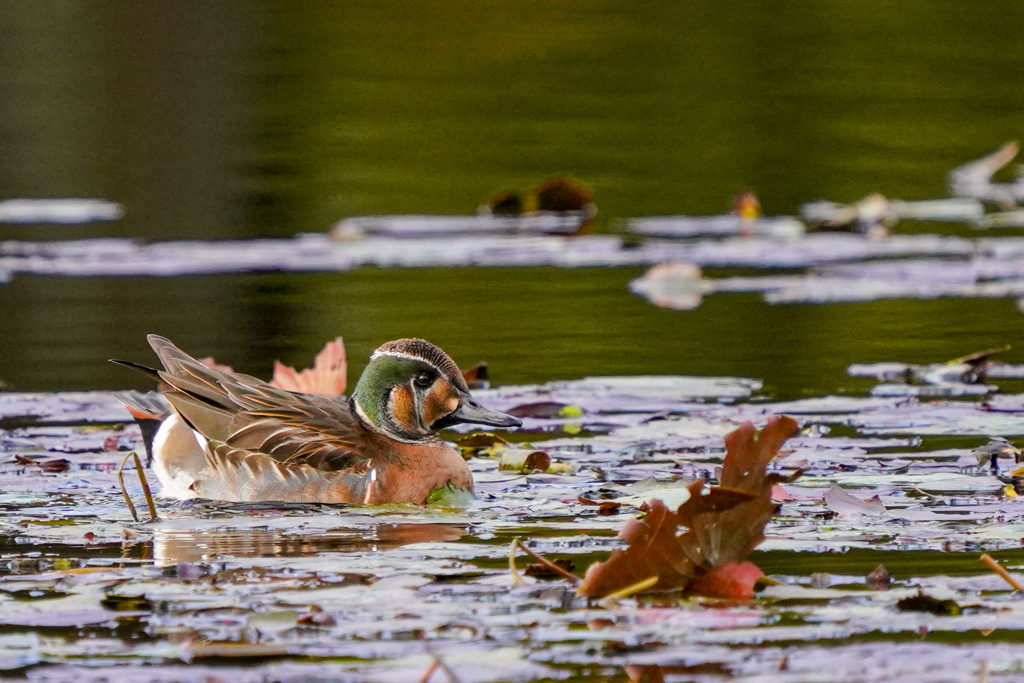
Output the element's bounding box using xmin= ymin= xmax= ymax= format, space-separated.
xmin=514 ymin=538 xmax=582 ymax=584
xmin=597 ymin=575 xmax=659 ymax=608
xmin=417 ymin=658 xmax=440 ymax=683
xmin=980 ymin=553 xmax=1024 ymax=591
xmin=509 ymin=538 xmax=527 ymax=587
xmin=423 ymin=642 xmax=462 ymax=683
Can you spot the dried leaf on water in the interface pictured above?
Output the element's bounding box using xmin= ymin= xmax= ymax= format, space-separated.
xmin=456 ymin=432 xmax=508 ymax=458
xmin=577 ymin=415 xmax=800 ymax=598
xmin=578 ymin=496 xmax=624 ymax=515
xmin=498 ymin=449 xmax=552 ymax=473
xmin=823 ymin=484 xmax=888 ymax=516
xmin=685 ymin=560 xmax=766 ymax=599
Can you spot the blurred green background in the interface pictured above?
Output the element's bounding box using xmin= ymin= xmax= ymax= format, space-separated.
xmin=1 ymin=1 xmax=1024 ymax=397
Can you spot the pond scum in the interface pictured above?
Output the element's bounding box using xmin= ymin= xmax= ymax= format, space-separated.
xmin=2 ymin=352 xmax=1024 ymax=682
xmin=5 ymin=147 xmax=1024 ymax=680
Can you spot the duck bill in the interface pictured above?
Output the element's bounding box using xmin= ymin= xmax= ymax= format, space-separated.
xmin=445 ymin=396 xmax=521 ymax=429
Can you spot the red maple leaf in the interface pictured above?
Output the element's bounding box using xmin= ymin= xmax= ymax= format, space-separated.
xmin=577 ymin=415 xmax=800 ymax=599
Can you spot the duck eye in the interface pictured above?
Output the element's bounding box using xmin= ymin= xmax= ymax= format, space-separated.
xmin=414 ymin=371 xmax=434 ymax=389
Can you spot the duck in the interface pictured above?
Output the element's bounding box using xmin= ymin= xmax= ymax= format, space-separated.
xmin=477 ymin=176 xmax=597 ymax=235
xmin=112 ymin=335 xmax=521 ymax=505
xmin=116 ymin=337 xmax=347 ymax=494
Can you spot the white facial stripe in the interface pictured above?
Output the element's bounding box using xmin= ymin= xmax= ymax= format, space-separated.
xmin=370 ymin=350 xmax=445 ymax=375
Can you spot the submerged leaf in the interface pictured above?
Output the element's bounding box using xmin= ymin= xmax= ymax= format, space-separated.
xmin=895 ymin=592 xmax=962 ymax=616
xmin=426 ymin=482 xmax=475 ymax=508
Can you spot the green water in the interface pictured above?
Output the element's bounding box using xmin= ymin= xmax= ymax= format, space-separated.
xmin=5 ymin=270 xmax=1024 ymax=398
xmin=1 ymin=2 xmax=1024 ymax=393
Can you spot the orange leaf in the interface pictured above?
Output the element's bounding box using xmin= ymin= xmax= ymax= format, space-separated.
xmin=270 ymin=338 xmax=347 ymax=396
xmin=685 ymin=560 xmax=765 ymax=599
xmin=577 ymin=415 xmax=800 ymax=599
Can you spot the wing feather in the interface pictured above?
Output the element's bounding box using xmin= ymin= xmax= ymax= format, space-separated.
xmin=146 ymin=335 xmax=371 ymax=474
xmin=195 ymin=441 xmax=371 ymax=503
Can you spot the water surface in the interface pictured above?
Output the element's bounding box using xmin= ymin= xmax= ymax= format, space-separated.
xmin=2 ymin=2 xmax=1024 ymax=395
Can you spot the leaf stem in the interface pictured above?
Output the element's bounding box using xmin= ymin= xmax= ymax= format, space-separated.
xmin=117 ymin=452 xmax=140 ymax=523
xmin=133 ymin=451 xmax=159 ymax=522
xmin=509 ymin=538 xmax=527 ymax=587
xmin=597 ymin=575 xmax=659 ymax=607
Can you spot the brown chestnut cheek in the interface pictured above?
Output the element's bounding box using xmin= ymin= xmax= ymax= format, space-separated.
xmin=388 ymin=384 xmax=420 ymax=434
xmin=422 ymin=383 xmax=460 ymax=426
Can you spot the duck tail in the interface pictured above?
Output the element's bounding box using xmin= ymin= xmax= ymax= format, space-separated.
xmin=114 ymin=390 xmax=171 ymax=466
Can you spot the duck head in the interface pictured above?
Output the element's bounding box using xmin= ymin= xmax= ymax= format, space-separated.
xmin=352 ymin=339 xmax=521 ymax=443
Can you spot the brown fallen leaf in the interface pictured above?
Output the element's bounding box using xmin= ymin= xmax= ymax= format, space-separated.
xmin=201 ymin=339 xmax=482 ymax=399
xmin=455 ymin=432 xmax=508 ymax=458
xmin=269 ymin=337 xmax=347 ymax=396
xmin=578 ymin=496 xmax=624 ymax=515
xmin=198 ymin=337 xmax=347 ymax=397
xmin=624 ymin=665 xmax=667 ymax=683
xmin=181 ymin=640 xmax=294 ymax=661
xmin=685 ymin=560 xmax=765 ymax=599
xmin=14 ymin=455 xmax=71 ymax=472
xmin=499 ymin=449 xmax=552 ymax=473
xmin=577 ymin=415 xmax=800 ymax=598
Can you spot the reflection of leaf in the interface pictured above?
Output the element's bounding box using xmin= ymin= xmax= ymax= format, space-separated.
xmin=578 ymin=416 xmax=800 ymax=598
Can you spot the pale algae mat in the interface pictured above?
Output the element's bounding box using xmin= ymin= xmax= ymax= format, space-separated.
xmin=1 ymin=371 xmax=1023 ymax=682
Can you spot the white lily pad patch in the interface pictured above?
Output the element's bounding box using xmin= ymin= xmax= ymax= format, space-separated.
xmin=3 ymin=376 xmax=1024 ymax=681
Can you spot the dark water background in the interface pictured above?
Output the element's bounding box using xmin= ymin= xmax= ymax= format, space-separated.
xmin=2 ymin=2 xmax=1024 ymax=397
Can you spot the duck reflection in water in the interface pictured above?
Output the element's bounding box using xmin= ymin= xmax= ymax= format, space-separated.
xmin=152 ymin=522 xmax=467 ymax=565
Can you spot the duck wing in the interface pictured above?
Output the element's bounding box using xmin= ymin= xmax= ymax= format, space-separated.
xmin=147 ymin=334 xmax=372 ymax=473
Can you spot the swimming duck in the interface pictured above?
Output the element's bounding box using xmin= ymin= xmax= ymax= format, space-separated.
xmin=477 ymin=176 xmax=597 ymax=234
xmin=113 ymin=335 xmax=521 ymax=505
